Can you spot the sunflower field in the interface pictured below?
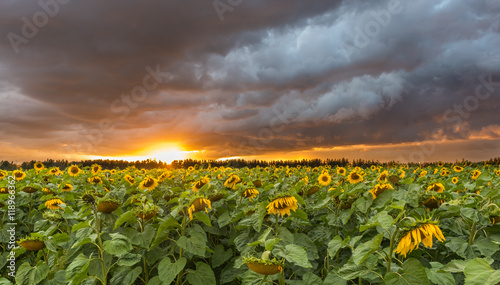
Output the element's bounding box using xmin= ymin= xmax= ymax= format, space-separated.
xmin=1 ymin=162 xmax=500 ymax=285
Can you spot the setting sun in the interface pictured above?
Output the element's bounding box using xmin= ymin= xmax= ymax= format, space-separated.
xmin=148 ymin=146 xmax=185 ymax=164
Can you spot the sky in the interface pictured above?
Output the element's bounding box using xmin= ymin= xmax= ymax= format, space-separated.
xmin=1 ymin=0 xmax=500 ymax=164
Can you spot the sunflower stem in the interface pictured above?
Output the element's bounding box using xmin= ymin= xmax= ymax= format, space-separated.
xmin=387 ymin=226 xmax=399 ymax=273
xmin=468 ymin=221 xmax=477 ymax=245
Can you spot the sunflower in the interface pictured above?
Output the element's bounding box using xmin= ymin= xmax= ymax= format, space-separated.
xmin=378 ymin=171 xmax=389 ymax=182
xmin=224 ymin=174 xmax=241 ymax=189
xmin=158 ymin=171 xmax=170 ymax=182
xmin=91 ymin=164 xmax=102 ymax=175
xmin=139 ymin=176 xmax=158 ymax=191
xmin=471 ymin=170 xmax=481 ymax=179
xmin=88 ymin=176 xmax=103 ymax=184
xmin=67 ymin=165 xmax=80 ymax=177
xmin=451 ymin=177 xmax=458 ymax=184
xmin=370 ymin=165 xmax=377 ymax=171
xmin=336 ymin=167 xmax=346 ymax=176
xmin=49 ymin=167 xmax=61 ymax=175
xmin=242 ymin=188 xmax=259 ymax=201
xmin=124 ymin=175 xmax=135 ymax=185
xmin=192 ymin=177 xmax=209 ymax=193
xmin=13 ymin=170 xmax=26 ymax=181
xmin=42 ymin=187 xmax=53 ymax=194
xmin=318 ymin=172 xmax=331 ymax=186
xmin=267 ymin=196 xmax=298 ymax=217
xmin=399 ymin=170 xmax=406 ymax=179
xmin=188 ymin=198 xmax=212 ymax=220
xmin=61 ymin=183 xmax=73 ymax=192
xmin=0 ymin=170 xmax=7 ymax=180
xmin=0 ymin=187 xmax=8 ymax=194
xmin=440 ymin=169 xmax=451 ymax=176
xmin=369 ymin=183 xmax=394 ymax=199
xmin=427 ymin=183 xmax=445 ymax=193
xmin=45 ymin=197 xmax=65 ymax=210
xmin=394 ymin=223 xmax=445 ymax=257
xmin=34 ymin=162 xmax=45 ymax=172
xmin=347 ymin=171 xmax=363 ymax=184
xmin=453 ymin=165 xmax=463 ymax=172
xmin=419 ymin=170 xmax=427 ymax=178
xmin=496 ymin=169 xmax=500 ymax=176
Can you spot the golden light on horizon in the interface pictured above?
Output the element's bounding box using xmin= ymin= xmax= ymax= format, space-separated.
xmin=148 ymin=146 xmax=185 ymax=163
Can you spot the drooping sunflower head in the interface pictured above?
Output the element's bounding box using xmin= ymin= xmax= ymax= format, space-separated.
xmin=188 ymin=198 xmax=212 ymax=220
xmin=394 ymin=221 xmax=445 ymax=257
xmin=88 ymin=176 xmax=103 ymax=184
xmin=67 ymin=165 xmax=80 ymax=177
xmin=427 ymin=183 xmax=445 ymax=193
xmin=378 ymin=171 xmax=389 ymax=182
xmin=81 ymin=191 xmax=96 ymax=205
xmin=266 ymin=196 xmax=298 ymax=217
xmin=242 ymin=188 xmax=259 ymax=201
xmin=192 ymin=177 xmax=210 ymax=193
xmin=45 ymin=197 xmax=65 ymax=210
xmin=336 ymin=167 xmax=346 ymax=176
xmin=13 ymin=170 xmax=26 ymax=181
xmin=347 ymin=171 xmax=363 ymax=184
xmin=61 ymin=183 xmax=73 ymax=192
xmin=369 ymin=183 xmax=394 ymax=199
xmin=139 ymin=176 xmax=158 ymax=191
xmin=224 ymin=174 xmax=241 ymax=189
xmin=91 ymin=164 xmax=102 ymax=175
xmin=34 ymin=162 xmax=45 ymax=172
xmin=124 ymin=174 xmax=135 ymax=185
xmin=471 ymin=169 xmax=481 ymax=179
xmin=318 ymin=172 xmax=331 ymax=186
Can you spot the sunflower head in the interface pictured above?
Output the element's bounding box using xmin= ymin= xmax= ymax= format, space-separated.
xmin=453 ymin=165 xmax=463 ymax=172
xmin=427 ymin=183 xmax=445 ymax=193
xmin=67 ymin=165 xmax=81 ymax=177
xmin=139 ymin=176 xmax=158 ymax=191
xmin=347 ymin=171 xmax=363 ymax=184
xmin=61 ymin=183 xmax=73 ymax=192
xmin=34 ymin=162 xmax=45 ymax=172
xmin=369 ymin=183 xmax=394 ymax=199
xmin=378 ymin=171 xmax=389 ymax=182
xmin=91 ymin=164 xmax=102 ymax=175
xmin=192 ymin=177 xmax=210 ymax=193
xmin=471 ymin=170 xmax=481 ymax=179
xmin=88 ymin=176 xmax=103 ymax=184
xmin=266 ymin=196 xmax=298 ymax=217
xmin=242 ymin=188 xmax=259 ymax=201
xmin=45 ymin=197 xmax=65 ymax=210
xmin=49 ymin=167 xmax=61 ymax=175
xmin=394 ymin=219 xmax=445 ymax=257
xmin=318 ymin=173 xmax=331 ymax=186
xmin=13 ymin=170 xmax=26 ymax=181
xmin=451 ymin=177 xmax=458 ymax=184
xmin=124 ymin=174 xmax=135 ymax=185
xmin=336 ymin=167 xmax=346 ymax=176
xmin=0 ymin=170 xmax=7 ymax=180
xmin=81 ymin=191 xmax=96 ymax=205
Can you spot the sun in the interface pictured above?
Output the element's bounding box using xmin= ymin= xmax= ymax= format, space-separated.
xmin=149 ymin=146 xmax=185 ymax=164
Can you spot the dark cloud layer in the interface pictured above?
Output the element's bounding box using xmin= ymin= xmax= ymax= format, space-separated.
xmin=1 ymin=0 xmax=499 ymax=162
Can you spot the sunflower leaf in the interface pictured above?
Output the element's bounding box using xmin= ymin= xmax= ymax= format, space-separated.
xmin=352 ymin=234 xmax=383 ymax=265
xmin=464 ymin=258 xmax=500 ymax=285
xmin=385 ymin=258 xmax=430 ymax=285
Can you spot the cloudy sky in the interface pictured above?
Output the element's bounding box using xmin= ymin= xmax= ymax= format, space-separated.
xmin=1 ymin=0 xmax=500 ymax=163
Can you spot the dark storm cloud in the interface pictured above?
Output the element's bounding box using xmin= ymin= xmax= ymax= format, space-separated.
xmin=0 ymin=0 xmax=499 ymax=161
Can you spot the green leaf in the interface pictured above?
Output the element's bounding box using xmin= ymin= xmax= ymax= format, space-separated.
xmin=177 ymin=230 xmax=207 ymax=257
xmin=461 ymin=208 xmax=480 ymax=222
xmin=65 ymin=254 xmax=90 ymax=283
xmin=425 ymin=268 xmax=455 ymax=285
xmin=0 ymin=278 xmax=13 ymax=285
xmin=445 ymin=237 xmax=475 ymax=259
xmin=110 ymin=266 xmax=142 ymax=285
xmin=352 ymin=234 xmax=383 ymax=265
xmin=301 ymin=272 xmax=323 ymax=285
xmin=328 ymin=235 xmax=343 ymax=258
xmin=282 ymin=244 xmax=312 ymax=268
xmin=385 ymin=258 xmax=430 ymax=285
xmin=464 ymin=258 xmax=500 ymax=285
xmin=212 ymin=245 xmax=233 ymax=268
xmin=117 ymin=253 xmax=142 ymax=267
xmin=193 ymin=211 xmax=212 ymax=227
xmin=103 ymin=233 xmax=133 ymax=256
xmin=42 ymin=270 xmax=67 ymax=285
xmin=217 ymin=212 xmax=231 ymax=227
xmin=121 ymin=266 xmax=142 ymax=285
xmin=265 ymin=238 xmax=280 ymax=251
xmin=15 ymin=262 xmax=49 ymax=285
xmin=472 ymin=238 xmax=499 ymax=258
xmin=186 ymin=262 xmax=216 ymax=285
xmin=355 ymin=197 xmax=372 ymax=214
xmin=158 ymin=257 xmax=187 ymax=285
xmin=440 ymin=259 xmax=467 ymax=273
xmin=324 ymin=271 xmax=348 ymax=285
xmin=113 ymin=210 xmax=136 ymax=230
xmin=72 ymin=221 xmax=90 ymax=232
